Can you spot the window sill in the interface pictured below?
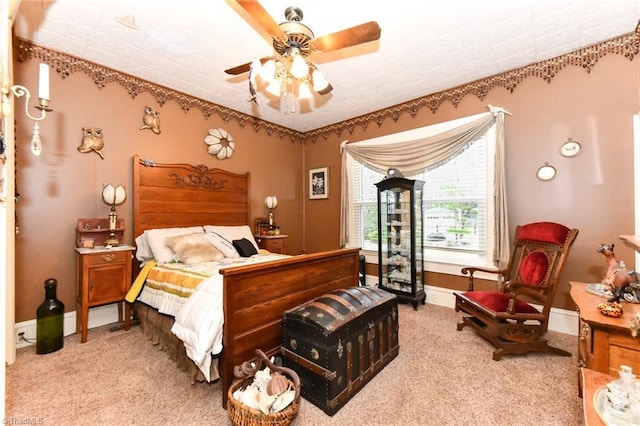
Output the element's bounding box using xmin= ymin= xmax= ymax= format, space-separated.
xmin=361 ymin=249 xmax=498 ymax=281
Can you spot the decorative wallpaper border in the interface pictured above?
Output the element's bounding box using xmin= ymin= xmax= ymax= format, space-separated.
xmin=14 ymin=37 xmax=306 ymax=143
xmin=15 ymin=25 xmax=640 ymax=145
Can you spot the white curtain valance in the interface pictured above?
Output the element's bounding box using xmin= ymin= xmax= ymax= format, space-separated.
xmin=341 ymin=110 xmax=496 ymax=177
xmin=340 ymin=106 xmax=510 ymax=267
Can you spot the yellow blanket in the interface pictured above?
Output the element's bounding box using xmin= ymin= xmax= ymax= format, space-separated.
xmin=126 ymin=260 xmax=157 ymax=303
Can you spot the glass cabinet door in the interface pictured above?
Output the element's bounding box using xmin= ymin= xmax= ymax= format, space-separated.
xmin=376 ymin=177 xmax=425 ymax=310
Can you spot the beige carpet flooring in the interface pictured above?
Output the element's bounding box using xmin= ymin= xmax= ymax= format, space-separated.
xmin=5 ymin=303 xmax=584 ymax=425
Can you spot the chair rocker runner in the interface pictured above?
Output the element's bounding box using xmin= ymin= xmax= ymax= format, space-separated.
xmin=454 ymin=221 xmax=579 ymax=360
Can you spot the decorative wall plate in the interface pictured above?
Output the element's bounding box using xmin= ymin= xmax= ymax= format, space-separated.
xmin=560 ymin=138 xmax=582 ymax=157
xmin=204 ymin=128 xmax=235 ymax=160
xmin=537 ymin=162 xmax=556 ymax=181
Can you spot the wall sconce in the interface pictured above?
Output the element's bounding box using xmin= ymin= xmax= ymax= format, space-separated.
xmin=265 ymin=195 xmax=278 ymax=226
xmin=1 ymin=63 xmax=53 ymax=156
xmin=101 ymin=184 xmax=126 ymax=246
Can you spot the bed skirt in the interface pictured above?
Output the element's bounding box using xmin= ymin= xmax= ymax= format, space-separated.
xmin=133 ymin=301 xmax=220 ymax=383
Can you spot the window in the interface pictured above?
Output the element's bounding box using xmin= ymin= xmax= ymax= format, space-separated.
xmin=349 ymin=124 xmax=496 ymax=272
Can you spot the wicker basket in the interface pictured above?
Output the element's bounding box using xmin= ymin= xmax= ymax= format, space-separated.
xmin=227 ymin=349 xmax=301 ymax=426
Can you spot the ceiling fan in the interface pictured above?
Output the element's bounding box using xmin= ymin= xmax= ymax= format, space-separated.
xmin=225 ymin=1 xmax=381 ymax=102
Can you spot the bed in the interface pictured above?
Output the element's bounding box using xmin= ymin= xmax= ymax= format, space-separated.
xmin=130 ymin=154 xmax=361 ymax=408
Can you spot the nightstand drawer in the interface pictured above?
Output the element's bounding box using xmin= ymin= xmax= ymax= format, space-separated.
xmin=267 ymin=238 xmax=284 ymax=251
xmin=83 ymin=250 xmax=128 ymax=267
xmin=255 ymin=235 xmax=288 ymax=254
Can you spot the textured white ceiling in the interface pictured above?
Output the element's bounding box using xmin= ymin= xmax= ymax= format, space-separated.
xmin=12 ymin=0 xmax=640 ymax=132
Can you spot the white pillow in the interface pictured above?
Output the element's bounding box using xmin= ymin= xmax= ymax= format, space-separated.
xmin=203 ymin=232 xmax=239 ymax=259
xmin=134 ymin=233 xmax=154 ymax=263
xmin=144 ymin=226 xmax=204 ymax=264
xmin=164 ymin=233 xmax=224 ymax=265
xmin=203 ymin=225 xmax=259 ymax=251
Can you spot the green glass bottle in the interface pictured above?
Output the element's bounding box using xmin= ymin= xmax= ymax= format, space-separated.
xmin=36 ymin=278 xmax=65 ymax=354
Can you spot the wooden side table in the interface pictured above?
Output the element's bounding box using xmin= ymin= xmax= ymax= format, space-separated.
xmin=75 ymin=245 xmax=134 ymax=343
xmin=570 ymin=281 xmax=640 ymax=397
xmin=255 ymin=235 xmax=288 ymax=254
xmin=580 ymin=368 xmax=612 ymax=426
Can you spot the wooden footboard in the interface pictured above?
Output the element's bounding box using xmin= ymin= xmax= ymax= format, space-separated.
xmin=220 ymin=247 xmax=361 ymax=408
xmin=131 ymin=155 xmax=361 ymax=408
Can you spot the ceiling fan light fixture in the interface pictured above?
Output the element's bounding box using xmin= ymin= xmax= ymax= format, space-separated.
xmin=250 ymin=59 xmax=262 ymax=85
xmin=298 ymin=81 xmax=313 ymax=99
xmin=318 ymin=83 xmax=333 ymax=95
xmin=311 ymin=68 xmax=330 ymax=92
xmin=290 ymin=51 xmax=309 ymax=79
xmin=265 ymin=79 xmax=282 ymax=96
xmin=258 ymin=59 xmax=276 ymax=82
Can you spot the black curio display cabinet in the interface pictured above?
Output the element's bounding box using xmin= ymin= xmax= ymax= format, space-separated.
xmin=376 ymin=177 xmax=426 ymax=310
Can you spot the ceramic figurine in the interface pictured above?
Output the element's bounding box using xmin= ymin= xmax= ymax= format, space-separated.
xmin=140 ymin=106 xmax=161 ymax=135
xmin=78 ymin=127 xmax=105 ymax=159
xmin=597 ymin=243 xmax=639 ymax=303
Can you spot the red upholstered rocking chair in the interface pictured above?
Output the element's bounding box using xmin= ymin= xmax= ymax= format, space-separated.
xmin=454 ymin=222 xmax=579 ymax=360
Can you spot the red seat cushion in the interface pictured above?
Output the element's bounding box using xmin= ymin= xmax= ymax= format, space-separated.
xmin=462 ymin=291 xmax=540 ymax=314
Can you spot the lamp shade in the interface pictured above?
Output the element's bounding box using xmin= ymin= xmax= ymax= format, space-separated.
xmin=290 ymin=53 xmax=309 ymax=79
xmin=265 ymin=195 xmax=278 ymax=210
xmin=102 ymin=184 xmax=126 ymax=206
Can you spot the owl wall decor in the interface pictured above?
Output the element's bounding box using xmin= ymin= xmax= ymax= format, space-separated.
xmin=78 ymin=127 xmax=105 ymax=159
xmin=140 ymin=106 xmax=161 ymax=135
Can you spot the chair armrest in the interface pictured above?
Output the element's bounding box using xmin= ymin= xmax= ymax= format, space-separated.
xmin=504 ymin=282 xmax=548 ymax=302
xmin=460 ymin=266 xmax=509 ymax=291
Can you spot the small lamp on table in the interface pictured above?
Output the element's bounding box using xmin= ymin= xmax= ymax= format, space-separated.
xmin=101 ymin=183 xmax=126 ymax=246
xmin=265 ymin=195 xmax=278 ymax=228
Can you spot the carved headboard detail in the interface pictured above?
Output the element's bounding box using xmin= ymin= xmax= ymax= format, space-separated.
xmin=132 ymin=154 xmax=250 ymax=239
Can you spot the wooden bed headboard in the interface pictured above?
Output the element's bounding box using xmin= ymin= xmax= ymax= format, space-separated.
xmin=132 ymin=154 xmax=251 ymax=239
xmin=131 ymin=155 xmax=362 ymax=409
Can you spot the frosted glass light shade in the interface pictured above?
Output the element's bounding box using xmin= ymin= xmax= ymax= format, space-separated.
xmin=312 ymin=68 xmax=330 ymax=92
xmin=290 ymin=54 xmax=309 ymax=79
xmin=265 ymin=80 xmax=282 ymax=96
xmin=102 ymin=184 xmax=126 ymax=206
xmin=258 ymin=59 xmax=276 ymax=82
xmin=299 ymin=82 xmax=313 ymax=99
xmin=265 ymin=195 xmax=278 ymax=209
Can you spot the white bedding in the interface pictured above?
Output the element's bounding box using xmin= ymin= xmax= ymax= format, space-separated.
xmin=136 ymin=253 xmax=287 ymax=381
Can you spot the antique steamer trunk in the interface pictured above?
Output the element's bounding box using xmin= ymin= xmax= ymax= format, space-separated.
xmin=281 ymin=286 xmax=399 ymax=416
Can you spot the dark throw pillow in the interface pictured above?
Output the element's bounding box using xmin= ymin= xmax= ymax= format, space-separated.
xmin=233 ymin=238 xmax=258 ymax=257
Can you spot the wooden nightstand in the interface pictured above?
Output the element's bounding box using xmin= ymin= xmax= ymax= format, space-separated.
xmin=75 ymin=245 xmax=135 ymax=343
xmin=255 ymin=235 xmax=288 ymax=254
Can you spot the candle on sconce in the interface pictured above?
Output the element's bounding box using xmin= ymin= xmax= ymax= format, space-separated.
xmin=38 ymin=63 xmax=50 ymax=100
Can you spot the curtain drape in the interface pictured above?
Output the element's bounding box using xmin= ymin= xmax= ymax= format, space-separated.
xmin=340 ymin=106 xmax=510 ymax=267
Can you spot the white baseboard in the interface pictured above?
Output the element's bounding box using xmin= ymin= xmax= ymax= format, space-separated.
xmin=363 ymin=275 xmax=578 ymax=336
xmin=15 ymin=303 xmax=122 ymax=349
xmin=423 ymin=285 xmax=578 ymax=335
xmin=15 ymin=282 xmax=579 ymax=348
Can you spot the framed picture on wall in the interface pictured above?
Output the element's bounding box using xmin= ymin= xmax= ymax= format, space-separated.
xmin=309 ymin=167 xmax=329 ymax=199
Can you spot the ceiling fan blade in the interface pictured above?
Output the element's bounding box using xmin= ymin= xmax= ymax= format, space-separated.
xmin=225 ymin=62 xmax=252 ymax=75
xmin=225 ymin=56 xmax=272 ymax=75
xmin=313 ymin=21 xmax=381 ymax=52
xmin=235 ymin=0 xmax=286 ymax=40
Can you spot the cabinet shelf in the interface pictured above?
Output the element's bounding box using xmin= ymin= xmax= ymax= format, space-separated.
xmin=76 ymin=218 xmax=124 ymax=248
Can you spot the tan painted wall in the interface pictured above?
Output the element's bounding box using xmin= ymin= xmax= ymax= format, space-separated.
xmin=12 ymin=59 xmax=304 ymax=322
xmin=13 ymin=51 xmax=639 ymax=321
xmin=304 ymin=54 xmax=640 ymax=311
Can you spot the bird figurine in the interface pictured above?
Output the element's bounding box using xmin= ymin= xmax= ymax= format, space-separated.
xmin=78 ymin=127 xmax=105 ymax=159
xmin=140 ymin=106 xmax=161 ymax=135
